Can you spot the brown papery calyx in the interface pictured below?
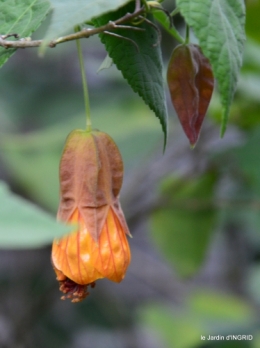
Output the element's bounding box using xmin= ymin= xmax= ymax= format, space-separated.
xmin=57 ymin=129 xmax=130 ymax=241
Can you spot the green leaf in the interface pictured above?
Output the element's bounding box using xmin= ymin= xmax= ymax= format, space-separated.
xmin=233 ymin=126 xmax=260 ymax=196
xmin=1 ymin=129 xmax=63 ymax=212
xmin=93 ymin=1 xmax=168 ymax=145
xmin=138 ymin=291 xmax=253 ymax=348
xmin=189 ymin=291 xmax=253 ymax=325
xmin=245 ymin=1 xmax=260 ymax=44
xmin=138 ymin=304 xmax=202 ymax=348
xmin=44 ymin=0 xmax=131 ymax=41
xmin=97 ymin=54 xmax=113 ymax=73
xmin=150 ymin=173 xmax=217 ymax=277
xmin=0 ymin=0 xmax=50 ymax=68
xmin=176 ymin=0 xmax=246 ymax=136
xmin=0 ymin=181 xmax=72 ymax=248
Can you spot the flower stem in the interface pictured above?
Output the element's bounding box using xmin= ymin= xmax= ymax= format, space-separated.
xmin=170 ymin=8 xmax=180 ymax=17
xmin=75 ymin=26 xmax=92 ymax=131
xmin=185 ymin=24 xmax=190 ymax=44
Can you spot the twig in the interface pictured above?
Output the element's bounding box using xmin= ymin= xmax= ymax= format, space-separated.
xmin=1 ymin=33 xmax=19 ymax=40
xmin=135 ymin=0 xmax=141 ymax=11
xmin=0 ymin=7 xmax=145 ymax=50
xmin=104 ymin=31 xmax=140 ymax=52
xmin=108 ymin=21 xmax=145 ymax=31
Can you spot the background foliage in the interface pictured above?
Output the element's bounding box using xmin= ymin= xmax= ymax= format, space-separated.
xmin=0 ymin=0 xmax=260 ymax=347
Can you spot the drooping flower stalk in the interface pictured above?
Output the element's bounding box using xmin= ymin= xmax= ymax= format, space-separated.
xmin=75 ymin=26 xmax=92 ymax=131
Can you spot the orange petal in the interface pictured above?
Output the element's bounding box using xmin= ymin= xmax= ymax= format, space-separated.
xmin=52 ymin=209 xmax=103 ymax=285
xmin=92 ymin=207 xmax=131 ymax=282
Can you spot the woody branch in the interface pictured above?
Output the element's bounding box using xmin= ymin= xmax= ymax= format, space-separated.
xmin=0 ymin=6 xmax=145 ymax=49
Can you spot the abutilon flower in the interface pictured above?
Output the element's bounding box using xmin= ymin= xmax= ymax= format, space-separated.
xmin=52 ymin=129 xmax=131 ymax=302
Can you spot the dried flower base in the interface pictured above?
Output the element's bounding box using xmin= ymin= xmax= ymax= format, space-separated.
xmin=59 ymin=278 xmax=96 ymax=303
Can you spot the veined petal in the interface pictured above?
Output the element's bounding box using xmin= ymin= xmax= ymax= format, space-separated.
xmin=92 ymin=207 xmax=131 ymax=282
xmin=52 ymin=209 xmax=103 ymax=285
xmin=52 ymin=206 xmax=131 ymax=285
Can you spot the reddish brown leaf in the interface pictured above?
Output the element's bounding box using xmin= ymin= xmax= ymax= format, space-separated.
xmin=167 ymin=44 xmax=214 ymax=146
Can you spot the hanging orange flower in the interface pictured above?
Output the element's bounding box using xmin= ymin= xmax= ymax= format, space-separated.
xmin=52 ymin=129 xmax=131 ymax=302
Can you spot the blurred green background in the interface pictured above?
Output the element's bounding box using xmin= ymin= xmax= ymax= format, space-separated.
xmin=1 ymin=1 xmax=260 ymax=347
